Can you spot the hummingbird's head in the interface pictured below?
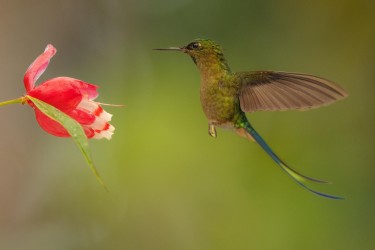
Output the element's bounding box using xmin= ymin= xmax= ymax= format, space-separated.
xmin=180 ymin=39 xmax=224 ymax=63
xmin=154 ymin=39 xmax=231 ymax=73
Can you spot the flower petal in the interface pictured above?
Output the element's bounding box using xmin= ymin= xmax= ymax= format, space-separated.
xmin=33 ymin=108 xmax=96 ymax=138
xmin=75 ymin=98 xmax=114 ymax=140
xmin=75 ymin=80 xmax=99 ymax=100
xmin=68 ymin=108 xmax=96 ymax=125
xmin=24 ymin=44 xmax=57 ymax=92
xmin=27 ymin=77 xmax=98 ymax=113
xmin=34 ymin=108 xmax=70 ymax=137
xmin=92 ymin=124 xmax=115 ymax=140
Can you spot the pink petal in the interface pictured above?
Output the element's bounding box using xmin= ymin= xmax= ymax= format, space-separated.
xmin=28 ymin=77 xmax=89 ymax=113
xmin=74 ymin=80 xmax=99 ymax=100
xmin=67 ymin=108 xmax=96 ymax=125
xmin=34 ymin=108 xmax=70 ymax=137
xmin=24 ymin=44 xmax=57 ymax=92
xmin=33 ymin=108 xmax=96 ymax=138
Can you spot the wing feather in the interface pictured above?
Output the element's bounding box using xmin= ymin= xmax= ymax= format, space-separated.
xmin=238 ymin=71 xmax=348 ymax=112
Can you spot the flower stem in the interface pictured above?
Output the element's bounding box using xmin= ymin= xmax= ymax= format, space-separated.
xmin=0 ymin=97 xmax=26 ymax=107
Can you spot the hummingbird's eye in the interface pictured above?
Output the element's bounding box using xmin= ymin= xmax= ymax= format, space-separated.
xmin=187 ymin=42 xmax=201 ymax=50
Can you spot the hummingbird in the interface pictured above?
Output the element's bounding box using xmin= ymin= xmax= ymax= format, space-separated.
xmin=154 ymin=39 xmax=348 ymax=199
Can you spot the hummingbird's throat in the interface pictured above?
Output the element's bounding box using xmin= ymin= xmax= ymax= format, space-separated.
xmin=190 ymin=55 xmax=197 ymax=65
xmin=194 ymin=54 xmax=231 ymax=80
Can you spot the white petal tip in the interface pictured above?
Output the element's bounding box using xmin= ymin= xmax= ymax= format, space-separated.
xmin=100 ymin=110 xmax=112 ymax=121
xmin=92 ymin=125 xmax=115 ymax=140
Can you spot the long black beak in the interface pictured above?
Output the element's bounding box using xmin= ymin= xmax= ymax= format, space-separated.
xmin=153 ymin=47 xmax=183 ymax=51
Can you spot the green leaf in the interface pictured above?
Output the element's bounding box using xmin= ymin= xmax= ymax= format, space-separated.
xmin=26 ymin=95 xmax=107 ymax=190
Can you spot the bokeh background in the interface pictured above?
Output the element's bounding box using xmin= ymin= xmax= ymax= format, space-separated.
xmin=0 ymin=0 xmax=374 ymax=249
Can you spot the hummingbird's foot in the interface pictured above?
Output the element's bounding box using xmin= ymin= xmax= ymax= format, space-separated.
xmin=208 ymin=124 xmax=217 ymax=138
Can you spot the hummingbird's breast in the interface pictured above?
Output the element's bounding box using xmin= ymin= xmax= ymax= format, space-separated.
xmin=199 ymin=75 xmax=240 ymax=127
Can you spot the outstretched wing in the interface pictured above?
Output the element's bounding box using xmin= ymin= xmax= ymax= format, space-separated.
xmin=237 ymin=71 xmax=348 ymax=113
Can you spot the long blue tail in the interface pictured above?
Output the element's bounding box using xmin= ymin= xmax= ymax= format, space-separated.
xmin=240 ymin=121 xmax=343 ymax=199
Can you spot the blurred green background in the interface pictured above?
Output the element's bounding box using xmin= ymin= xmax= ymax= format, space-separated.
xmin=0 ymin=0 xmax=374 ymax=249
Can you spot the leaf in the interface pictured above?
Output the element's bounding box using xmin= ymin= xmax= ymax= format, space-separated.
xmin=26 ymin=95 xmax=107 ymax=190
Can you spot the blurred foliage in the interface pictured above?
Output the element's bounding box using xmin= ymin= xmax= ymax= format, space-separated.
xmin=0 ymin=0 xmax=374 ymax=249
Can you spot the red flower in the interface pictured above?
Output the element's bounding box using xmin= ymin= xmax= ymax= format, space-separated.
xmin=25 ymin=45 xmax=114 ymax=139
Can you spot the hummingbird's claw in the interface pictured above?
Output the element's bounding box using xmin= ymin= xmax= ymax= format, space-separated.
xmin=208 ymin=124 xmax=217 ymax=138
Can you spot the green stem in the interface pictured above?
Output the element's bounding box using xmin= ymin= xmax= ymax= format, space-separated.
xmin=0 ymin=96 xmax=26 ymax=107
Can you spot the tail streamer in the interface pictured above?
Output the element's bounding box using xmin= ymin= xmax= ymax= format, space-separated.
xmin=242 ymin=121 xmax=343 ymax=199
